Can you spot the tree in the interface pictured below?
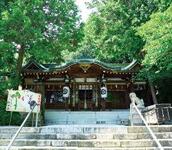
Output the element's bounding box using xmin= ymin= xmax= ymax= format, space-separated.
xmin=0 ymin=0 xmax=14 ymax=15
xmin=80 ymin=0 xmax=172 ymax=63
xmin=138 ymin=4 xmax=172 ymax=76
xmin=0 ymin=0 xmax=80 ymax=88
xmin=137 ymin=4 xmax=172 ymax=102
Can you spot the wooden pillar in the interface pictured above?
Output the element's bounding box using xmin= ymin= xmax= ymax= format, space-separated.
xmin=72 ymin=84 xmax=76 ymax=108
xmin=129 ymin=81 xmax=134 ymax=93
xmin=84 ymin=89 xmax=87 ymax=109
xmin=95 ymin=85 xmax=98 ymax=108
xmin=40 ymin=81 xmax=45 ymax=125
xmin=125 ymin=90 xmax=130 ymax=109
xmin=68 ymin=93 xmax=70 ymax=105
xmin=98 ymin=83 xmax=101 ymax=110
xmin=95 ymin=90 xmax=98 ymax=107
xmin=75 ymin=90 xmax=79 ymax=110
xmin=125 ymin=83 xmax=130 ymax=108
xmin=76 ymin=90 xmax=79 ymax=104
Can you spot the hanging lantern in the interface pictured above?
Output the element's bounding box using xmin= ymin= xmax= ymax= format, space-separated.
xmin=63 ymin=86 xmax=70 ymax=98
xmin=101 ymin=87 xmax=107 ymax=98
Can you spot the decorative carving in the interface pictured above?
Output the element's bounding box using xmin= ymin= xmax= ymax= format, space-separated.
xmin=80 ymin=64 xmax=91 ymax=73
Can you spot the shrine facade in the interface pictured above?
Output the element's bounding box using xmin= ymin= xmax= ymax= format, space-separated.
xmin=22 ymin=59 xmax=154 ymax=111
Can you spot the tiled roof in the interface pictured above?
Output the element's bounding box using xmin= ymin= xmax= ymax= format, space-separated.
xmin=22 ymin=59 xmax=139 ymax=72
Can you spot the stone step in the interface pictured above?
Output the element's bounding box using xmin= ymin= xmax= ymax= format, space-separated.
xmin=0 ymin=127 xmax=39 ymax=134
xmin=0 ymin=125 xmax=172 ymax=134
xmin=0 ymin=132 xmax=172 ymax=140
xmin=128 ymin=125 xmax=172 ymax=133
xmin=0 ymin=139 xmax=172 ymax=147
xmin=39 ymin=125 xmax=172 ymax=134
xmin=0 ymin=146 xmax=172 ymax=150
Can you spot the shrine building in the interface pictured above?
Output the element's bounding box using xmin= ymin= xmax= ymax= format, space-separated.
xmin=22 ymin=59 xmax=155 ymax=111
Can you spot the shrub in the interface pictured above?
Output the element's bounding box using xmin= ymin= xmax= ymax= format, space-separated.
xmin=0 ymin=100 xmax=22 ymax=125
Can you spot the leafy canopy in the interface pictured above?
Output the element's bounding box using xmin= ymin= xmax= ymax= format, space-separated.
xmin=79 ymin=0 xmax=172 ymax=62
xmin=0 ymin=0 xmax=80 ymax=64
xmin=138 ymin=5 xmax=172 ymax=74
xmin=0 ymin=0 xmax=81 ymax=91
xmin=137 ymin=4 xmax=172 ymax=103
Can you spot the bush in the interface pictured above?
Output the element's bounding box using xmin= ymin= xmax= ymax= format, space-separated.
xmin=0 ymin=100 xmax=22 ymax=126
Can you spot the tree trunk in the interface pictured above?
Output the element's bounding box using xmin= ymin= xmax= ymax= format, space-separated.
xmin=15 ymin=46 xmax=25 ymax=88
xmin=148 ymin=78 xmax=158 ymax=104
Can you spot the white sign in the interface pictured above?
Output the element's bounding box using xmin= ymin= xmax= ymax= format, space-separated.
xmin=6 ymin=90 xmax=41 ymax=113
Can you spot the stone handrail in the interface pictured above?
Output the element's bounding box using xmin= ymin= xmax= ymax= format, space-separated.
xmin=6 ymin=101 xmax=37 ymax=150
xmin=132 ymin=103 xmax=164 ymax=150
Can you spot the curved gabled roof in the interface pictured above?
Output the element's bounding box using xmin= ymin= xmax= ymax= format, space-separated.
xmin=23 ymin=59 xmax=48 ymax=71
xmin=22 ymin=59 xmax=139 ymax=72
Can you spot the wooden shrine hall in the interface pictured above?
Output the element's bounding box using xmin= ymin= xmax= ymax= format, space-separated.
xmin=22 ymin=59 xmax=154 ymax=111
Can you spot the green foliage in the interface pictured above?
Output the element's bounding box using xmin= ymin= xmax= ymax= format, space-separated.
xmin=138 ymin=5 xmax=172 ymax=74
xmin=79 ymin=0 xmax=172 ymax=63
xmin=137 ymin=4 xmax=172 ymax=103
xmin=0 ymin=0 xmax=80 ymax=63
xmin=0 ymin=0 xmax=14 ymax=15
xmin=0 ymin=42 xmax=16 ymax=73
xmin=0 ymin=100 xmax=22 ymax=125
xmin=0 ymin=0 xmax=82 ymax=91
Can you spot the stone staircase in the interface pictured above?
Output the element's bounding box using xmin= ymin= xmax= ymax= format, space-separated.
xmin=0 ymin=125 xmax=172 ymax=150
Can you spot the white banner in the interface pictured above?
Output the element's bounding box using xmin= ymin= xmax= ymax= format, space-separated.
xmin=6 ymin=90 xmax=41 ymax=113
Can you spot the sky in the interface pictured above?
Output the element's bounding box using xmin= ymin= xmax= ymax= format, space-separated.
xmin=75 ymin=0 xmax=93 ymax=22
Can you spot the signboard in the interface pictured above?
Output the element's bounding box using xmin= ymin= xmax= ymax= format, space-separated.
xmin=6 ymin=90 xmax=41 ymax=113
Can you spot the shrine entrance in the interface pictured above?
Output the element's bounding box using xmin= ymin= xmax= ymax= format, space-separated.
xmin=75 ymin=84 xmax=99 ymax=110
